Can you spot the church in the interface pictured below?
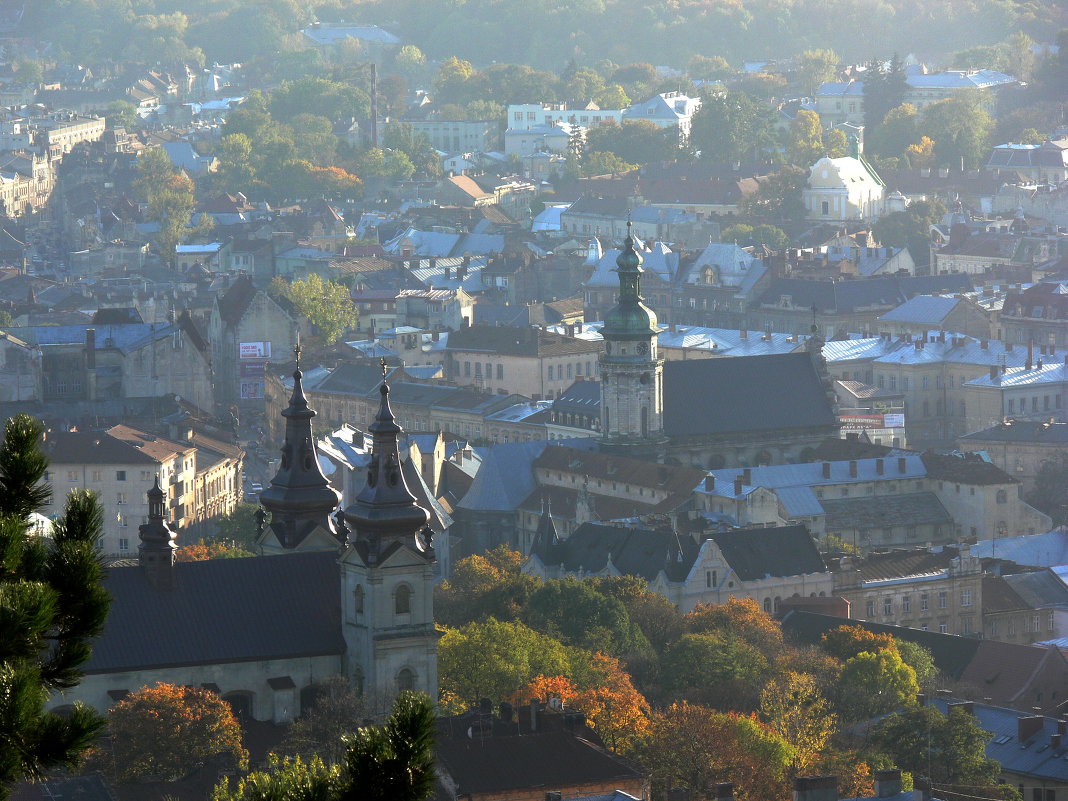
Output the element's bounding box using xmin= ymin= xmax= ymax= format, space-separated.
xmin=49 ymin=358 xmax=440 ymax=724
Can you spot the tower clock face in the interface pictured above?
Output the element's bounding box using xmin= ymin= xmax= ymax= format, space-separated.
xmin=636 ymin=342 xmax=648 ymax=355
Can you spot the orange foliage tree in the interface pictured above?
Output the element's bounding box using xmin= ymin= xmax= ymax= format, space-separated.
xmin=821 ymin=625 xmax=896 ymax=661
xmin=685 ymin=597 xmax=783 ymax=658
xmin=103 ymin=683 xmax=247 ymax=782
xmin=176 ymin=538 xmax=255 ymax=562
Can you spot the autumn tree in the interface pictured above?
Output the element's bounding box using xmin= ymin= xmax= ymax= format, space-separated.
xmin=788 ymin=109 xmax=826 ymax=166
xmin=662 ymin=632 xmax=768 ymax=708
xmin=571 ymin=653 xmax=650 ymax=753
xmin=920 ymin=90 xmax=993 ymax=169
xmin=103 ymin=683 xmax=247 ymax=782
xmin=435 ymin=546 xmax=538 ymax=627
xmin=176 ymin=538 xmax=254 ymax=561
xmin=279 ymin=274 xmax=356 ymax=346
xmin=837 ymin=648 xmax=918 ymax=721
xmin=0 ymin=414 xmax=111 ymax=798
xmin=758 ymin=671 xmax=836 ymax=773
xmin=686 ymin=597 xmax=783 ymax=659
xmin=638 ymin=702 xmax=794 ymax=801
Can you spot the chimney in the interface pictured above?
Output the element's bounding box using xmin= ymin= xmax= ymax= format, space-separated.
xmin=793 ymin=776 xmax=838 ymax=801
xmin=1052 ymin=733 xmax=1062 ymax=751
xmin=916 ymin=692 xmax=927 ymax=706
xmin=989 ymin=365 xmax=998 ymax=381
xmin=873 ymin=770 xmax=902 ymax=799
xmin=822 ymin=462 xmax=832 ymax=479
xmin=742 ymin=467 xmax=752 ymax=483
xmin=849 ymin=460 xmax=858 ymax=478
xmin=740 ymin=329 xmax=748 ymax=340
xmin=429 ymin=256 xmax=437 ymax=270
xmin=981 ymin=339 xmax=988 ymax=350
xmin=1059 ymin=720 xmax=1067 ymax=735
xmin=914 ymin=777 xmax=932 ymax=801
xmin=716 ymin=784 xmax=735 ymax=801
xmin=1018 ymin=715 xmax=1045 ymax=743
xmin=529 ymin=698 xmax=538 ymax=731
xmin=85 ymin=327 xmax=96 ymax=369
xmin=1027 ymin=339 xmax=1034 ymax=370
xmin=876 ymin=458 xmax=884 ymax=475
xmin=704 ymin=475 xmax=716 ymax=492
xmin=898 ymin=457 xmax=907 ymax=473
xmin=734 ymin=476 xmax=744 ymax=496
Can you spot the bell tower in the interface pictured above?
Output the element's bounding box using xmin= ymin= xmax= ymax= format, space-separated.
xmin=339 ymin=360 xmax=437 ymax=702
xmin=599 ymin=221 xmax=665 ymax=452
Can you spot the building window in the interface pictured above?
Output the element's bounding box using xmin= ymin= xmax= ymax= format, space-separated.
xmin=67 ymin=470 xmax=78 ymax=481
xmin=116 ymin=471 xmax=127 ymax=481
xmin=866 ymin=599 xmax=875 ymax=617
xmin=547 ymin=366 xmax=554 ymax=381
xmin=116 ymin=492 xmax=127 ymax=505
xmin=883 ymin=597 xmax=893 ymax=616
xmin=1034 ymin=614 xmax=1041 ymax=632
xmin=497 ymin=364 xmax=504 ymax=380
xmin=1050 ymin=610 xmax=1056 ymax=631
xmin=921 ymin=593 xmax=929 ymax=611
xmin=961 ymin=589 xmax=972 ymax=606
xmin=91 ymin=470 xmax=102 ymax=482
xmin=395 ymin=584 xmax=411 ymax=615
xmin=939 ymin=622 xmax=948 ymax=634
xmin=464 ymin=361 xmax=471 ymax=377
xmin=902 ymin=595 xmax=911 ymax=613
xmin=938 ymin=591 xmax=947 ymax=609
xmin=396 ymin=668 xmax=415 ymax=692
xmin=117 ymin=513 xmax=127 ymax=528
xmin=118 ymin=537 xmax=129 ymax=551
xmin=354 ymin=585 xmax=364 ymax=616
xmin=996 ymin=489 xmax=1007 ymax=504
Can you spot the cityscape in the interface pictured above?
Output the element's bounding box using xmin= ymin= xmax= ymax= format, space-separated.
xmin=2 ymin=0 xmax=1068 ymax=799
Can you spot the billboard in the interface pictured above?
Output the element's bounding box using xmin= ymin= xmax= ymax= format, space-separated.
xmin=839 ymin=413 xmax=906 ymax=430
xmin=239 ymin=361 xmax=266 ymax=378
xmin=239 ymin=341 xmax=272 ymax=359
xmin=240 ymin=381 xmax=265 ymax=400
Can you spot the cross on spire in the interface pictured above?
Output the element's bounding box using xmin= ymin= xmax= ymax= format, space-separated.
xmin=294 ymin=332 xmax=302 ymax=370
xmin=379 ymin=357 xmax=388 ymax=379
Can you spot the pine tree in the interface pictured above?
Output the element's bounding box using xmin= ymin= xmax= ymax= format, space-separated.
xmin=340 ymin=692 xmax=436 ymax=801
xmin=0 ymin=414 xmax=111 ymax=798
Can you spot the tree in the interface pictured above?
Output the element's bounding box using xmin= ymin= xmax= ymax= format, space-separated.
xmin=176 ymin=539 xmax=254 ymax=561
xmin=894 ymin=640 xmax=937 ymax=689
xmin=686 ymin=598 xmax=783 ymax=659
xmin=788 ymin=109 xmax=825 ymax=167
xmin=215 ymin=503 xmax=260 ymax=547
xmin=103 ymin=683 xmax=247 ymax=782
xmin=595 ymin=84 xmax=630 ymax=109
xmin=822 ymin=127 xmax=849 ymax=158
xmin=796 ymin=49 xmax=839 ymax=95
xmin=280 ymin=677 xmax=365 ymax=765
xmin=106 ymin=100 xmax=138 ymax=130
xmin=282 ymin=274 xmax=356 ymax=346
xmin=758 ymin=671 xmax=836 ymax=773
xmin=581 ymin=151 xmax=638 ymax=177
xmin=872 ymin=199 xmax=945 ymax=267
xmin=147 ymin=172 xmax=204 ymax=264
xmin=341 ymin=691 xmax=435 ymax=801
xmin=740 ymin=166 xmax=807 ymax=221
xmin=863 ymin=55 xmax=908 ymax=135
xmin=836 ymin=648 xmax=918 ymax=721
xmin=638 ymin=702 xmax=794 ymax=801
xmin=212 ymin=754 xmax=340 ymax=801
xmin=874 ymin=705 xmax=1013 ymax=794
xmin=434 ymin=57 xmax=474 ymax=103
xmin=870 ymin=103 xmax=918 ymax=159
xmin=687 ymin=55 xmax=732 ymax=82
xmin=269 ymin=76 xmax=370 ymax=125
xmin=585 ymin=119 xmax=679 ymax=166
xmin=0 ymin=414 xmax=111 ymax=797
xmin=1026 ymin=451 xmax=1068 ymax=524
xmin=520 ymin=576 xmax=647 ymax=657
xmin=920 ymin=90 xmax=993 ymax=169
xmin=690 ymin=91 xmax=776 ymax=165
xmin=435 ymin=546 xmax=538 ymax=627
xmin=571 ymin=653 xmax=650 ymax=752
xmin=394 ymin=45 xmax=427 ymax=82
xmin=821 ymin=624 xmax=896 ymax=661
xmin=438 ymin=619 xmax=582 ymax=705
xmin=662 ymin=632 xmax=768 ymax=708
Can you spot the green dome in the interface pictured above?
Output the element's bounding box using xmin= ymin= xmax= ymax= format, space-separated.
xmin=602 ymin=225 xmax=659 ymax=339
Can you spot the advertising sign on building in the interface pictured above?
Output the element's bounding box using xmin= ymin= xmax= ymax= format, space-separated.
xmin=839 ymin=413 xmax=906 ymax=430
xmin=240 ymin=381 xmax=265 ymax=400
xmin=239 ymin=361 xmax=266 ymax=378
xmin=239 ymin=341 xmax=272 ymax=360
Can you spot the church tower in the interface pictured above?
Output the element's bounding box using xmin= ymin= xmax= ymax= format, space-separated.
xmin=138 ymin=476 xmax=178 ymax=590
xmin=257 ymin=343 xmax=343 ymax=553
xmin=599 ymin=221 xmax=666 ymax=453
xmin=339 ymin=362 xmax=437 ymax=702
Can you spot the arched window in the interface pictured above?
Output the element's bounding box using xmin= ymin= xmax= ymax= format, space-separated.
xmin=397 ymin=668 xmax=415 ymax=692
xmin=354 ymin=584 xmax=364 ymax=616
xmin=763 ymin=597 xmax=772 ymax=613
xmin=996 ymin=489 xmax=1007 ymax=504
xmin=395 ymin=584 xmax=411 ymax=614
xmin=222 ymin=691 xmax=254 ymax=718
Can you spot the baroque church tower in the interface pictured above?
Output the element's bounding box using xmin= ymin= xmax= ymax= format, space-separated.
xmin=599 ymin=221 xmax=666 ymax=453
xmin=257 ymin=343 xmax=343 ymax=553
xmin=338 ymin=362 xmax=438 ymax=701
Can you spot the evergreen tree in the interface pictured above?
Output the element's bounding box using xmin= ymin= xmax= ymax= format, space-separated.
xmin=0 ymin=414 xmax=111 ymax=797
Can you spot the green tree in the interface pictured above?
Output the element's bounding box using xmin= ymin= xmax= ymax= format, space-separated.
xmin=341 ymin=691 xmax=435 ymax=801
xmin=215 ymin=503 xmax=260 ymax=548
xmin=836 ymin=648 xmax=918 ymax=721
xmin=722 ymin=224 xmax=755 ymax=244
xmin=863 ymin=55 xmax=909 ymax=135
xmin=212 ymin=754 xmax=340 ymax=801
xmin=788 ymin=109 xmax=825 ymax=166
xmin=0 ymin=310 xmax=13 ymax=327
xmin=434 ymin=57 xmax=474 ymax=103
xmin=872 ymin=199 xmax=945 ymax=267
xmin=394 ymin=45 xmax=427 ymax=82
xmin=662 ymin=632 xmax=768 ymax=707
xmin=894 ymin=639 xmax=937 ymax=689
xmin=690 ymin=91 xmax=776 ymax=165
xmin=687 ymin=55 xmax=732 ymax=82
xmin=871 ymin=103 xmax=919 ymax=158
xmin=147 ymin=172 xmax=205 ymax=265
xmin=281 ymin=274 xmax=355 ymax=346
xmin=585 ymin=119 xmax=680 ymax=165
xmin=874 ymin=705 xmax=1012 ymax=793
xmin=595 ymin=84 xmax=631 ymax=109
xmin=102 ymin=682 xmax=247 ymax=782
xmin=581 ymin=151 xmax=638 ymax=176
xmin=270 ymin=77 xmax=370 ymax=125
xmin=758 ymin=671 xmax=836 ymax=774
xmin=0 ymin=414 xmax=111 ymax=797
xmin=741 ymin=166 xmax=808 ymax=221
xmin=822 ymin=127 xmax=849 ymax=158
xmin=751 ymin=224 xmax=790 ymax=249
xmin=521 ymin=576 xmax=648 ymax=657
xmin=435 ymin=546 xmax=538 ymax=627
xmin=105 ymin=100 xmax=138 ymax=130
xmin=920 ymin=89 xmax=993 ymax=169
xmin=796 ymin=49 xmax=839 ymax=95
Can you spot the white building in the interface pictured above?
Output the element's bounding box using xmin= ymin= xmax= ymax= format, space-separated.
xmin=803 ymin=155 xmax=886 ymax=222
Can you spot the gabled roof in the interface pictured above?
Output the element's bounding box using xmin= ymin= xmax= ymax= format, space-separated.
xmin=215 ymin=276 xmax=258 ymax=325
xmin=709 ymin=525 xmax=827 ymax=580
xmin=86 ymin=552 xmax=343 ymax=673
xmin=878 ymin=295 xmax=961 ymax=324
xmin=663 ymin=353 xmax=836 ymax=436
xmin=821 ymin=492 xmax=952 ymax=531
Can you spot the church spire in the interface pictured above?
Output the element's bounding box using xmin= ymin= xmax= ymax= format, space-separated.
xmin=344 ymin=359 xmax=431 ymax=561
xmin=601 ymin=220 xmax=659 ymax=341
xmin=138 ymin=476 xmax=178 ymax=590
xmin=259 ymin=339 xmax=341 ymax=547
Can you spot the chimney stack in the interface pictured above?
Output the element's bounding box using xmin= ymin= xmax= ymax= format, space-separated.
xmin=1018 ymin=715 xmax=1045 ymax=743
xmin=704 ymin=475 xmax=716 ymax=492
xmin=822 ymin=462 xmax=831 ymax=479
xmin=873 ymin=770 xmax=902 ymax=799
xmin=914 ymin=777 xmax=932 ymax=801
xmin=849 ymin=460 xmax=858 ymax=478
xmin=876 ymin=458 xmax=884 ymax=475
xmin=742 ymin=467 xmax=752 ymax=483
xmin=793 ymin=776 xmax=838 ymax=801
xmin=85 ymin=327 xmax=96 ymax=369
xmin=734 ymin=476 xmax=744 ymax=496
xmin=898 ymin=457 xmax=907 ymax=473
